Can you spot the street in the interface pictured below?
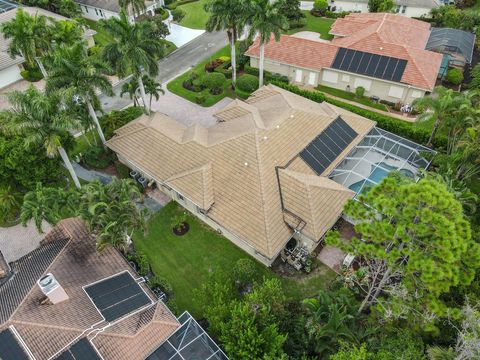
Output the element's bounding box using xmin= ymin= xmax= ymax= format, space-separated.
xmin=99 ymin=30 xmax=228 ymax=112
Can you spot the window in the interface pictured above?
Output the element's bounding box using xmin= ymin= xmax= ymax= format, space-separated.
xmin=402 ymin=5 xmax=407 ymax=13
xmin=395 ymin=5 xmax=401 ymax=13
xmin=308 ymin=72 xmax=316 ymax=85
xmin=341 ymin=74 xmax=350 ymax=82
xmin=353 ymin=78 xmax=372 ymax=91
xmin=99 ymin=9 xmax=104 ymax=17
xmin=177 ymin=193 xmax=184 ymax=201
xmin=84 ymin=6 xmax=88 ymax=13
xmin=388 ymin=85 xmax=404 ymax=98
xmin=322 ymin=70 xmax=339 ymax=84
xmin=94 ymin=8 xmax=98 ymax=15
xmin=295 ymin=69 xmax=303 ymax=82
xmin=411 ymin=90 xmax=423 ymax=98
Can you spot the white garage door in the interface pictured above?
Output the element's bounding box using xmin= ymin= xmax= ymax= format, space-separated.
xmin=0 ymin=65 xmax=22 ymax=89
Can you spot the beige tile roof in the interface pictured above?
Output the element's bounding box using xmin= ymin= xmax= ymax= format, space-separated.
xmin=0 ymin=7 xmax=95 ymax=71
xmin=246 ymin=13 xmax=443 ymax=91
xmin=107 ymin=85 xmax=375 ymax=261
xmin=3 ymin=218 xmax=179 ymax=360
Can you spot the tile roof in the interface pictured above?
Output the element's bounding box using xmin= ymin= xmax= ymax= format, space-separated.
xmin=0 ymin=7 xmax=95 ymax=71
xmin=246 ymin=13 xmax=443 ymax=90
xmin=0 ymin=218 xmax=179 ymax=360
xmin=107 ymin=85 xmax=375 ymax=261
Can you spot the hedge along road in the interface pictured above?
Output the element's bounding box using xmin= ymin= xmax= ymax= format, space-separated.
xmin=99 ymin=31 xmax=228 ymax=112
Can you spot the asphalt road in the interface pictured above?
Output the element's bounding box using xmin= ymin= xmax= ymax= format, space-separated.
xmin=99 ymin=31 xmax=228 ymax=112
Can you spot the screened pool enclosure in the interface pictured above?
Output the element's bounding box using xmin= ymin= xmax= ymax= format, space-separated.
xmin=329 ymin=127 xmax=433 ymax=197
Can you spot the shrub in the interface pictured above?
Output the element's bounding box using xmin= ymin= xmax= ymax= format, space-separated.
xmin=200 ymin=72 xmax=226 ymax=91
xmin=88 ymin=45 xmax=101 ymax=56
xmin=149 ymin=275 xmax=173 ymax=295
xmin=20 ymin=69 xmax=43 ymax=82
xmin=312 ymin=0 xmax=328 ymax=15
xmin=235 ymin=87 xmax=251 ymax=100
xmin=445 ymin=68 xmax=464 ymax=85
xmin=289 ymin=18 xmax=307 ymax=29
xmin=171 ymin=8 xmax=185 ymax=21
xmin=233 ymin=259 xmax=259 ymax=288
xmin=205 ymin=58 xmax=223 ymax=72
xmin=115 ymin=162 xmax=130 ymax=178
xmin=99 ymin=106 xmax=144 ymax=140
xmin=127 ymin=251 xmax=150 ymax=276
xmin=218 ymin=56 xmax=231 ymax=62
xmin=270 ymin=81 xmax=448 ymax=149
xmin=237 ymin=39 xmax=253 ymax=69
xmin=236 ymin=74 xmax=259 ymax=93
xmin=355 ymin=86 xmax=365 ymax=97
xmin=325 ymin=10 xmax=350 ymax=18
xmin=244 ymin=65 xmax=289 ymax=84
xmin=154 ymin=7 xmax=169 ymax=20
xmin=195 ymin=93 xmax=207 ymax=104
xmin=82 ymin=145 xmax=116 ymax=169
xmin=214 ymin=61 xmax=232 ymax=79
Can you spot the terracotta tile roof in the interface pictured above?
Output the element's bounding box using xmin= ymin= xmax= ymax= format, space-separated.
xmin=246 ymin=13 xmax=442 ymax=90
xmin=1 ymin=218 xmax=179 ymax=360
xmin=107 ymin=85 xmax=375 ymax=261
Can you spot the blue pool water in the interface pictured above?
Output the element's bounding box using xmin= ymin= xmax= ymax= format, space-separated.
xmin=349 ymin=162 xmax=414 ymax=193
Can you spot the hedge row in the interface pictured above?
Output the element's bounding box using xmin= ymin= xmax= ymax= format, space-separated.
xmin=271 ymin=82 xmax=447 ymax=149
xmin=244 ymin=65 xmax=289 ymax=84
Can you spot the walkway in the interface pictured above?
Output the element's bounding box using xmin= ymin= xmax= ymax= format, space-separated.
xmin=72 ymin=162 xmax=112 ymax=184
xmin=163 ymin=10 xmax=205 ymax=47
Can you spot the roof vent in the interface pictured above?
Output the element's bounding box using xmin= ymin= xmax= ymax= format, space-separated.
xmin=37 ymin=273 xmax=69 ymax=304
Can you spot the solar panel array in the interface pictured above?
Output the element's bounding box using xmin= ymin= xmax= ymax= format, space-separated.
xmin=55 ymin=338 xmax=101 ymax=360
xmin=331 ymin=48 xmax=408 ymax=82
xmin=85 ymin=272 xmax=151 ymax=322
xmin=299 ymin=117 xmax=358 ymax=175
xmin=0 ymin=329 xmax=30 ymax=360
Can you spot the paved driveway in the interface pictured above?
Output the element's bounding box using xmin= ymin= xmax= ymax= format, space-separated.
xmin=150 ymin=88 xmax=233 ymax=127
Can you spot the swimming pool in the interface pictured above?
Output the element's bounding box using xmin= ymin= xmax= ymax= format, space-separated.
xmin=348 ymin=162 xmax=414 ymax=193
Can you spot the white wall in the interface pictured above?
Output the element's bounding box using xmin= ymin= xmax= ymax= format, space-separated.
xmin=0 ymin=65 xmax=22 ymax=89
xmin=330 ymin=0 xmax=368 ymax=13
xmin=80 ymin=5 xmax=119 ymax=21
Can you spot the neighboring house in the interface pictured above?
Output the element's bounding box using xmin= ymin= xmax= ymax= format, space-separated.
xmin=246 ymin=13 xmax=444 ymax=104
xmin=327 ymin=0 xmax=441 ymax=17
xmin=0 ymin=6 xmax=96 ymax=89
xmin=106 ymin=85 xmax=432 ymax=266
xmin=75 ymin=0 xmax=163 ymax=21
xmin=0 ymin=218 xmax=226 ymax=360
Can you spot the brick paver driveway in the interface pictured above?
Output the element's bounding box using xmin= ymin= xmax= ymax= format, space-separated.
xmin=150 ymin=88 xmax=233 ymax=128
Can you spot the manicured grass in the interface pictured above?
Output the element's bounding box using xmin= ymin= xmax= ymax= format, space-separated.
xmin=167 ymin=45 xmax=233 ymax=107
xmin=316 ymin=85 xmax=389 ymax=111
xmin=134 ymin=202 xmax=336 ymax=318
xmin=285 ymin=11 xmax=335 ymax=40
xmin=177 ymin=0 xmax=208 ymax=30
xmin=84 ymin=19 xmax=114 ymax=47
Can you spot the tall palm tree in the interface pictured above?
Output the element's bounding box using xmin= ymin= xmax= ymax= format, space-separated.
xmin=1 ymin=8 xmax=51 ymax=70
xmin=118 ymin=0 xmax=146 ymax=19
xmin=48 ymin=19 xmax=84 ymax=47
xmin=413 ymin=86 xmax=469 ymax=147
xmin=46 ymin=42 xmax=113 ymax=147
xmin=205 ymin=0 xmax=252 ymax=87
xmin=0 ymin=86 xmax=82 ymax=189
xmin=101 ymin=11 xmax=164 ymax=114
xmin=247 ymin=0 xmax=288 ymax=87
xmin=121 ymin=79 xmax=140 ymax=107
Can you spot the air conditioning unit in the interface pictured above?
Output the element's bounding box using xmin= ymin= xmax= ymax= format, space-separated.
xmin=130 ymin=170 xmax=139 ymax=180
xmin=138 ymin=177 xmax=148 ymax=188
xmin=343 ymin=254 xmax=355 ymax=268
xmin=37 ymin=273 xmax=69 ymax=304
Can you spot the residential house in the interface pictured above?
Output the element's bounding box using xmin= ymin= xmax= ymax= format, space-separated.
xmin=328 ymin=0 xmax=441 ymax=17
xmin=75 ymin=0 xmax=163 ymax=21
xmin=0 ymin=6 xmax=96 ymax=89
xmin=106 ymin=85 xmax=432 ymax=266
xmin=0 ymin=218 xmax=227 ymax=359
xmin=246 ymin=13 xmax=443 ymax=104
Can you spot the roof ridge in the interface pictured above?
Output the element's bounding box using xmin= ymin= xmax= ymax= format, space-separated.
xmin=164 ymin=163 xmax=211 ymax=183
xmin=11 ymin=319 xmax=85 ymax=334
xmin=403 ymin=46 xmax=433 ymax=89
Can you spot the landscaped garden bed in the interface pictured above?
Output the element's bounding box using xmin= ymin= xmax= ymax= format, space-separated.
xmin=316 ymin=84 xmax=389 ymax=111
xmin=133 ymin=201 xmax=336 ymax=317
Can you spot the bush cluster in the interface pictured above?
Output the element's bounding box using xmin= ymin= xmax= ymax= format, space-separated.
xmin=99 ymin=106 xmax=144 ymax=140
xmin=148 ymin=275 xmax=174 ymax=296
xmin=244 ymin=65 xmax=289 ymax=84
xmin=236 ymin=74 xmax=259 ymax=93
xmin=325 ymin=10 xmax=350 ymax=18
xmin=171 ymin=8 xmax=185 ymax=21
xmin=200 ymin=72 xmax=226 ymax=94
xmin=445 ymin=68 xmax=464 ymax=85
xmin=271 ymin=82 xmax=447 ymax=149
xmin=82 ymin=145 xmax=116 ymax=169
xmin=20 ymin=69 xmax=43 ymax=82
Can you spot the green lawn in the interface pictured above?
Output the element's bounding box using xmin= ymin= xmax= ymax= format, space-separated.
xmin=134 ymin=202 xmax=336 ymax=318
xmin=317 ymin=85 xmax=389 ymax=111
xmin=177 ymin=0 xmax=209 ymax=30
xmin=167 ymin=45 xmax=233 ymax=107
xmin=84 ymin=19 xmax=113 ymax=47
xmin=285 ymin=11 xmax=335 ymax=40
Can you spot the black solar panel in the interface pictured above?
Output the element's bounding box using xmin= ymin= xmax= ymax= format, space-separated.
xmin=85 ymin=272 xmax=151 ymax=322
xmin=300 ymin=117 xmax=358 ymax=175
xmin=0 ymin=329 xmax=30 ymax=360
xmin=55 ymin=338 xmax=102 ymax=360
xmin=331 ymin=48 xmax=408 ymax=83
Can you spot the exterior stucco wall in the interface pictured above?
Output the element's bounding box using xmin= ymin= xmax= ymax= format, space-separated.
xmin=330 ymin=1 xmax=368 ymax=12
xmin=251 ymin=57 xmax=427 ymax=104
xmin=80 ymin=5 xmax=119 ymax=21
xmin=402 ymin=6 xmax=432 ymax=17
xmin=0 ymin=65 xmax=22 ymax=89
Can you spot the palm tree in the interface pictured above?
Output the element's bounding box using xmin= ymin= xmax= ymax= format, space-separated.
xmin=247 ymin=0 xmax=288 ymax=87
xmin=205 ymin=0 xmax=252 ymax=87
xmin=48 ymin=19 xmax=84 ymax=47
xmin=1 ymin=8 xmax=51 ymax=70
xmin=121 ymin=79 xmax=140 ymax=107
xmin=142 ymin=75 xmax=164 ymax=110
xmin=0 ymin=86 xmax=82 ymax=189
xmin=413 ymin=86 xmax=469 ymax=147
xmin=118 ymin=0 xmax=146 ymax=19
xmin=46 ymin=42 xmax=113 ymax=147
xmin=101 ymin=11 xmax=164 ymax=114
